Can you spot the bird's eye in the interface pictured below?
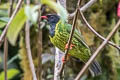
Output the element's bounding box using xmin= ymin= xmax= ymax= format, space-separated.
xmin=50 ymin=16 xmax=54 ymax=18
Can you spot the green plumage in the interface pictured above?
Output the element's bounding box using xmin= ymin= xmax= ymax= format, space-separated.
xmin=42 ymin=14 xmax=101 ymax=76
xmin=49 ymin=21 xmax=91 ymax=62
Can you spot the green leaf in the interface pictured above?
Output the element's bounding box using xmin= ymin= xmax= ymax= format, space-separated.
xmin=47 ymin=75 xmax=53 ymax=79
xmin=25 ymin=5 xmax=40 ymax=24
xmin=40 ymin=0 xmax=68 ymax=22
xmin=7 ymin=8 xmax=27 ymax=45
xmin=0 ymin=69 xmax=20 ymax=80
xmin=7 ymin=54 xmax=20 ymax=65
xmin=0 ymin=17 xmax=9 ymax=28
xmin=0 ymin=3 xmax=16 ymax=10
xmin=0 ymin=21 xmax=6 ymax=28
xmin=0 ymin=10 xmax=8 ymax=17
xmin=0 ymin=17 xmax=9 ymax=22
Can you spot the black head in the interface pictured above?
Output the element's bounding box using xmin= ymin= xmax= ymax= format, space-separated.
xmin=41 ymin=14 xmax=60 ymax=25
xmin=46 ymin=14 xmax=60 ymax=25
xmin=41 ymin=14 xmax=60 ymax=37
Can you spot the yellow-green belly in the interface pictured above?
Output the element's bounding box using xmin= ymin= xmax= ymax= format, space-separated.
xmin=49 ymin=31 xmax=91 ymax=62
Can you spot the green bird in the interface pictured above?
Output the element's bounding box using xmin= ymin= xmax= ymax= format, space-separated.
xmin=41 ymin=14 xmax=102 ymax=76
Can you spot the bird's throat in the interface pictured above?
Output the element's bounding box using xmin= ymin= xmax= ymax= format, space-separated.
xmin=49 ymin=23 xmax=56 ymax=37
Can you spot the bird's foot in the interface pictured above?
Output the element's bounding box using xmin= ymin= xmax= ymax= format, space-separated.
xmin=65 ymin=43 xmax=75 ymax=50
xmin=62 ymin=54 xmax=71 ymax=63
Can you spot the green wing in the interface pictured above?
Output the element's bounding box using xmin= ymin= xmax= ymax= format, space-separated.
xmin=64 ymin=22 xmax=89 ymax=49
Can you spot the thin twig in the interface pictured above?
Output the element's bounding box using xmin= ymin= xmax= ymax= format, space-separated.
xmin=25 ymin=1 xmax=37 ymax=80
xmin=37 ymin=7 xmax=42 ymax=80
xmin=0 ymin=0 xmax=23 ymax=46
xmin=79 ymin=11 xmax=120 ymax=50
xmin=59 ymin=0 xmax=82 ymax=76
xmin=4 ymin=0 xmax=14 ymax=80
xmin=75 ymin=19 xmax=120 ymax=80
xmin=80 ymin=0 xmax=97 ymax=12
xmin=69 ymin=0 xmax=98 ymax=18
xmin=37 ymin=23 xmax=42 ymax=80
xmin=25 ymin=21 xmax=37 ymax=80
xmin=4 ymin=38 xmax=8 ymax=80
xmin=8 ymin=0 xmax=14 ymax=17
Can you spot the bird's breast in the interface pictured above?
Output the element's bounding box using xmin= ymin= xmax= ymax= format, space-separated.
xmin=49 ymin=31 xmax=68 ymax=51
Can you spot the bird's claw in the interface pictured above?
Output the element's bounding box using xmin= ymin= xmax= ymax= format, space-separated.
xmin=62 ymin=54 xmax=71 ymax=63
xmin=65 ymin=43 xmax=75 ymax=50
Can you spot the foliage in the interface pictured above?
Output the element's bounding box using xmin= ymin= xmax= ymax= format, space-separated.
xmin=0 ymin=17 xmax=9 ymax=28
xmin=25 ymin=5 xmax=40 ymax=23
xmin=0 ymin=0 xmax=120 ymax=80
xmin=0 ymin=69 xmax=20 ymax=80
xmin=7 ymin=8 xmax=27 ymax=45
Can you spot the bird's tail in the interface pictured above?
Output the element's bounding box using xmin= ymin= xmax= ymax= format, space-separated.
xmin=89 ymin=60 xmax=102 ymax=77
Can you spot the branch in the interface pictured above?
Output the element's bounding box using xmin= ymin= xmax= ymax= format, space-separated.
xmin=0 ymin=0 xmax=23 ymax=46
xmin=69 ymin=0 xmax=98 ymax=18
xmin=59 ymin=0 xmax=82 ymax=76
xmin=8 ymin=0 xmax=14 ymax=17
xmin=25 ymin=21 xmax=37 ymax=80
xmin=25 ymin=1 xmax=37 ymax=80
xmin=4 ymin=38 xmax=8 ymax=80
xmin=4 ymin=0 xmax=14 ymax=80
xmin=37 ymin=8 xmax=42 ymax=80
xmin=79 ymin=11 xmax=120 ymax=50
xmin=54 ymin=47 xmax=64 ymax=80
xmin=80 ymin=0 xmax=97 ymax=12
xmin=74 ymin=19 xmax=120 ymax=80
